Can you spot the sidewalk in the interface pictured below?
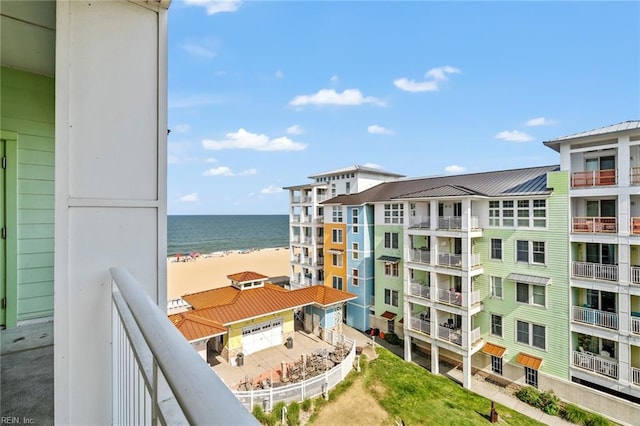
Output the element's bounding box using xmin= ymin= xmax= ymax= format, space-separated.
xmin=340 ymin=326 xmax=571 ymax=425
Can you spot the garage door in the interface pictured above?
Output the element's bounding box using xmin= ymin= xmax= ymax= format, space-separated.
xmin=242 ymin=318 xmax=283 ymax=355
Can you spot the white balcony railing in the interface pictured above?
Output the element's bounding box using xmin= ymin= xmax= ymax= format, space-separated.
xmin=572 ymin=306 xmax=618 ymax=330
xmin=292 ymin=196 xmax=301 ymax=203
xmin=469 ymin=327 xmax=481 ymax=345
xmin=410 ymin=316 xmax=431 ymax=335
xmin=572 ymin=261 xmax=618 ymax=281
xmin=631 ymin=317 xmax=640 ymax=335
xmin=572 ymin=217 xmax=617 ymax=233
xmin=408 ymin=216 xmax=430 ymax=229
xmin=572 ymin=351 xmax=619 ymax=379
xmin=437 ymin=289 xmax=462 ymax=306
xmin=110 ymin=267 xmax=255 ymax=425
xmin=291 ymin=214 xmax=300 ymax=223
xmin=438 ymin=216 xmax=462 ymax=230
xmin=438 ymin=253 xmax=462 ymax=268
xmin=632 ymin=367 xmax=640 ymax=386
xmin=409 ymin=249 xmax=430 ymax=264
xmin=438 ymin=325 xmax=462 ymax=346
xmin=409 ymin=282 xmax=430 ymax=300
xmin=631 ymin=266 xmax=640 ymax=285
xmin=469 ymin=290 xmax=481 ymax=306
xmin=469 ymin=253 xmax=481 ymax=267
xmin=291 ymin=235 xmax=300 ymax=244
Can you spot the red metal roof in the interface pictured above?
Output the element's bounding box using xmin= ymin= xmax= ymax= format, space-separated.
xmin=227 ymin=271 xmax=269 ymax=283
xmin=482 ymin=342 xmax=506 ymax=358
xmin=516 ymin=352 xmax=543 ymax=370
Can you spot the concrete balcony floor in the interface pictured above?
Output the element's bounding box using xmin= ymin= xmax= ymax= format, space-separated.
xmin=0 ymin=320 xmax=54 ymax=425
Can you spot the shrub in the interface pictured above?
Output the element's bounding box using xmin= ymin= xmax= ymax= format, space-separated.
xmin=585 ymin=413 xmax=611 ymax=426
xmin=252 ymin=405 xmax=275 ymax=426
xmin=384 ymin=332 xmax=401 ymax=345
xmin=562 ymin=403 xmax=588 ymax=424
xmin=515 ymin=386 xmax=540 ymax=406
xmin=538 ymin=391 xmax=560 ymax=416
xmin=286 ymin=401 xmax=300 ymax=426
xmin=301 ymin=398 xmax=312 ymax=412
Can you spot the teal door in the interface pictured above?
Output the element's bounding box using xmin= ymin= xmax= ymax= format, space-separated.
xmin=0 ymin=139 xmax=5 ymax=327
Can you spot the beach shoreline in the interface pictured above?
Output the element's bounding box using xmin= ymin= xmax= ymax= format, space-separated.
xmin=167 ymin=246 xmax=291 ymax=299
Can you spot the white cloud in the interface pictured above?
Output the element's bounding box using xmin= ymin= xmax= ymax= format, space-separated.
xmin=169 ymin=94 xmax=223 ymax=109
xmin=330 ymin=75 xmax=339 ymax=84
xmin=173 ymin=124 xmax=191 ymax=133
xmin=202 ymin=128 xmax=307 ymax=151
xmin=367 ymin=124 xmax=394 ymax=135
xmin=275 ymin=70 xmax=284 ymax=79
xmin=204 ymin=157 xmax=217 ymax=163
xmin=182 ymin=43 xmax=216 ymax=59
xmin=286 ymin=124 xmax=304 ymax=135
xmin=289 ymin=89 xmax=385 ymax=107
xmin=525 ymin=117 xmax=555 ymax=127
xmin=183 ymin=0 xmax=242 ymax=15
xmin=180 ymin=193 xmax=198 ymax=202
xmin=362 ymin=163 xmax=382 ymax=169
xmin=495 ymin=130 xmax=535 ymax=143
xmin=261 ymin=186 xmax=284 ymax=194
xmin=202 ymin=166 xmax=256 ymax=177
xmin=394 ymin=65 xmax=461 ymax=93
xmin=445 ymin=165 xmax=466 ymax=174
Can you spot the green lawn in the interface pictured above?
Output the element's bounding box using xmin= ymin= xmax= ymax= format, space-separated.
xmin=360 ymin=347 xmax=544 ymax=425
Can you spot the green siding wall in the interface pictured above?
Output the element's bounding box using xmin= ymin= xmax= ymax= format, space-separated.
xmin=477 ymin=171 xmax=570 ymax=379
xmin=374 ymin=224 xmax=404 ymax=318
xmin=1 ymin=67 xmax=55 ymax=323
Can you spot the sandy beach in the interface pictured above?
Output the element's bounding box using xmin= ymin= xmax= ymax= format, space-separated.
xmin=167 ymin=247 xmax=291 ymax=299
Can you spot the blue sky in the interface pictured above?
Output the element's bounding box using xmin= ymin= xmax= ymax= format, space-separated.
xmin=167 ymin=0 xmax=640 ymax=215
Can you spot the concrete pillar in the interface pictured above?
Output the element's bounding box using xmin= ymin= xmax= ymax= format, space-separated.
xmin=404 ymin=335 xmax=412 ymax=362
xmin=431 ymin=343 xmax=439 ymax=375
xmin=462 ymin=355 xmax=472 ymax=389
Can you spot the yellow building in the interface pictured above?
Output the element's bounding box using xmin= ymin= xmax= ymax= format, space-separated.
xmin=324 ymin=223 xmax=347 ymax=291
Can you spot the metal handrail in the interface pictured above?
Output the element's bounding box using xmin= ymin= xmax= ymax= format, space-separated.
xmin=110 ymin=267 xmax=256 ymax=425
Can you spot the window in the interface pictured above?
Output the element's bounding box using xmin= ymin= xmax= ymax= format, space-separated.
xmin=352 ymin=209 xmax=359 ymax=234
xmin=516 ymin=320 xmax=545 ymax=349
xmin=490 ymin=239 xmax=502 ymax=260
xmin=352 ymin=269 xmax=359 ymax=286
xmin=332 ymin=276 xmax=343 ymax=291
xmin=525 ymin=367 xmax=538 ymax=388
xmin=516 ymin=283 xmax=546 ymax=307
xmin=491 ymin=356 xmax=503 ymax=375
xmin=332 ymin=229 xmax=343 ymax=243
xmin=533 ymin=200 xmax=546 ymax=227
xmin=384 ymin=289 xmax=399 ymax=307
xmin=502 ymin=200 xmax=514 ymax=226
xmin=345 ymin=182 xmax=351 ymax=194
xmin=384 ymin=204 xmax=404 ymax=224
xmin=352 ymin=243 xmax=359 ymax=260
xmin=331 ymin=183 xmax=336 ymax=196
xmin=516 ymin=240 xmax=545 ymax=265
xmin=517 ymin=200 xmax=530 ymax=227
xmin=384 ymin=232 xmax=399 ymax=249
xmin=489 ymin=201 xmax=500 ymax=226
xmin=332 ymin=254 xmax=343 ymax=267
xmin=384 ymin=262 xmax=399 ymax=277
xmin=490 ymin=276 xmax=503 ymax=299
xmin=516 ymin=240 xmax=528 ymax=262
xmin=332 ymin=207 xmax=343 ymax=223
xmin=491 ymin=314 xmax=503 ymax=337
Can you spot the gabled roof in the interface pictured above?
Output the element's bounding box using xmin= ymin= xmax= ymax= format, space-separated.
xmin=309 ymin=165 xmax=405 ymax=179
xmin=544 ymin=120 xmax=640 ymax=152
xmin=323 ymin=165 xmax=558 ymax=205
xmin=227 ymin=271 xmax=269 ymax=283
xmin=169 ymin=312 xmax=227 ymax=342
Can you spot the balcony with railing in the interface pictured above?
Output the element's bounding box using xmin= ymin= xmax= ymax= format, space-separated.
xmin=408 ymin=216 xmax=431 ymax=229
xmin=409 ymin=315 xmax=431 ymax=335
xmin=571 ymin=169 xmax=617 ymax=188
xmin=409 ymin=281 xmax=431 ymax=300
xmin=438 ymin=325 xmax=462 ymax=346
xmin=409 ymin=248 xmax=431 ymax=264
xmin=632 ymin=367 xmax=640 ymax=386
xmin=572 ymin=217 xmax=617 ymax=233
xmin=437 ymin=253 xmax=462 ymax=268
xmin=571 ymin=261 xmax=618 ymax=281
xmin=571 ymin=306 xmax=618 ymax=330
xmin=572 ymin=350 xmax=619 ymax=380
xmin=292 ymin=196 xmax=301 ymax=204
xmin=291 ymin=214 xmax=301 ymax=223
xmin=110 ymin=268 xmax=255 ymax=424
xmin=438 ymin=216 xmax=462 ymax=230
xmin=631 ymin=266 xmax=640 ymax=285
xmin=437 ymin=288 xmax=462 ymax=306
xmin=631 ymin=167 xmax=640 ymax=186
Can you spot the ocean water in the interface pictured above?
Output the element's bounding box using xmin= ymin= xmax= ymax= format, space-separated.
xmin=167 ymin=215 xmax=289 ymax=256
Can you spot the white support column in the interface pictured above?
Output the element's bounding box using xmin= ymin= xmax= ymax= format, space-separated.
xmin=462 ymin=355 xmax=472 ymax=389
xmin=431 ymin=343 xmax=440 ymax=375
xmin=404 ymin=335 xmax=412 ymax=362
